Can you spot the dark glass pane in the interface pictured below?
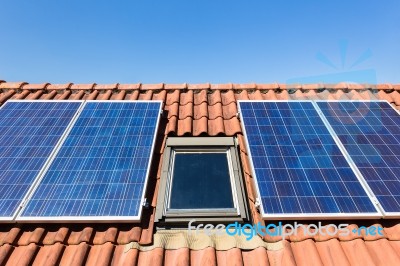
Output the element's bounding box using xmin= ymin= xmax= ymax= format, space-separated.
xmin=169 ymin=153 xmax=234 ymax=209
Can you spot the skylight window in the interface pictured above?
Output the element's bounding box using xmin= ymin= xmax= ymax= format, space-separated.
xmin=155 ymin=137 xmax=249 ymax=223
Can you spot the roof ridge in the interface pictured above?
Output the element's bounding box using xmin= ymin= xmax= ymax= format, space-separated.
xmin=1 ymin=81 xmax=400 ymax=91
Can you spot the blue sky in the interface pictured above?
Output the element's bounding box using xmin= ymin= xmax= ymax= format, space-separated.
xmin=1 ymin=0 xmax=399 ymax=84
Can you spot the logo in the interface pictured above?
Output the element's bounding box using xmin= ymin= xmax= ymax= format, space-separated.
xmin=188 ymin=220 xmax=384 ymax=241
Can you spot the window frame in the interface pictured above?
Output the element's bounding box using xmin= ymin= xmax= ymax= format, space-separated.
xmin=155 ymin=137 xmax=249 ymax=223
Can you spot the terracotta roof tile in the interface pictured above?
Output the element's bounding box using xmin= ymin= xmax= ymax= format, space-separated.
xmin=188 ymin=83 xmax=211 ymax=90
xmin=291 ymin=239 xmax=324 ymax=265
xmin=138 ymin=248 xmax=164 ymax=266
xmin=267 ymin=240 xmax=297 ymax=265
xmin=194 ymin=102 xmax=208 ymax=119
xmin=365 ymin=239 xmax=400 ymax=265
xmin=244 ymin=173 xmax=256 ymax=203
xmin=190 ymin=247 xmax=217 ymax=266
xmin=248 ymin=90 xmax=263 ymax=100
xmin=111 ymin=245 xmax=139 ymax=265
xmin=86 ymin=242 xmax=114 ymax=266
xmin=179 ymin=90 xmax=193 ymax=106
xmin=390 ymin=91 xmax=400 ymax=106
xmin=59 ymin=242 xmax=90 ymax=265
xmin=0 ymin=81 xmax=400 ymax=265
xmin=92 ymin=227 xmax=118 ymax=245
xmin=233 ymin=83 xmax=257 ymax=90
xmin=237 ymin=134 xmax=248 ymax=154
xmin=384 ymin=224 xmax=400 ymax=240
xmin=110 ymin=90 xmax=126 ymax=100
xmin=23 ymin=83 xmax=50 ymax=90
xmin=67 ymin=227 xmax=93 ymax=245
xmin=234 ymin=90 xmax=249 ymax=101
xmin=0 ymin=243 xmax=13 ymax=265
xmin=220 ymin=90 xmax=236 ymax=105
xmin=193 ymin=89 xmax=207 ymax=105
xmin=127 ymin=90 xmax=140 ymax=100
xmin=165 ymin=102 xmax=179 ymax=119
xmin=42 ymin=227 xmax=69 ymax=245
xmin=41 ymin=90 xmax=58 ymax=100
xmin=7 ymin=243 xmax=39 ymax=266
xmin=208 ymin=90 xmax=222 ymax=105
xmin=216 ymin=248 xmax=243 ymax=266
xmin=118 ymin=83 xmax=141 ymax=90
xmin=166 ymin=116 xmax=178 ymax=135
xmin=17 ymin=227 xmax=45 ymax=246
xmin=0 ymin=81 xmax=27 ymax=90
xmin=208 ymin=102 xmax=223 ymax=120
xmin=241 ymin=247 xmax=269 ymax=266
xmin=178 ymin=117 xmax=192 ymax=135
xmin=377 ymin=89 xmax=393 ymax=103
xmin=32 ymin=242 xmax=64 ymax=266
xmin=165 ymin=247 xmax=190 ymax=265
xmin=302 ymin=83 xmax=324 ymax=90
xmin=376 ymin=84 xmax=393 ymax=90
xmin=0 ymin=90 xmax=16 ymax=104
xmin=165 ymin=90 xmax=180 ymax=106
xmin=116 ymin=226 xmax=142 ymax=245
xmin=142 ymin=83 xmax=164 ymax=90
xmin=208 ymin=117 xmax=225 ymax=136
xmin=276 ymin=90 xmax=290 ymax=100
xmin=47 ymin=83 xmax=73 ymax=90
xmin=11 ymin=90 xmax=30 ymax=100
xmin=25 ymin=90 xmax=44 ymax=100
xmin=97 ymin=90 xmax=113 ymax=100
xmin=193 ymin=117 xmax=208 ymax=136
xmin=315 ymin=239 xmax=350 ymax=265
xmin=223 ymin=117 xmax=241 ymax=136
xmin=152 ymin=90 xmax=167 ymax=102
xmin=211 ymin=83 xmax=233 ymax=90
xmin=0 ymin=226 xmax=21 ymax=246
xmin=138 ymin=90 xmax=153 ymax=100
xmin=139 ymin=212 xmax=156 ymax=245
xmin=84 ymin=90 xmax=98 ymax=100
xmin=389 ymin=241 xmax=400 ymax=255
xmin=94 ymin=83 xmax=118 ymax=91
xmin=165 ymin=83 xmax=187 ymax=90
xmin=341 ymin=239 xmax=376 ymax=266
xmin=70 ymin=83 xmax=96 ymax=91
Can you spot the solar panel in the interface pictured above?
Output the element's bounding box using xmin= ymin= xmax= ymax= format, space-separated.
xmin=238 ymin=101 xmax=379 ymax=219
xmin=19 ymin=101 xmax=162 ymax=221
xmin=0 ymin=100 xmax=83 ymax=220
xmin=317 ymin=101 xmax=400 ymax=216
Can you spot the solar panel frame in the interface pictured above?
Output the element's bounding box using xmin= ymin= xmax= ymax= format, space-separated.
xmin=315 ymin=100 xmax=400 ymax=218
xmin=16 ymin=100 xmax=163 ymax=222
xmin=238 ymin=100 xmax=382 ymax=220
xmin=0 ymin=100 xmax=85 ymax=221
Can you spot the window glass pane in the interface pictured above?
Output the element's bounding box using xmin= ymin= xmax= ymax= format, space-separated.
xmin=169 ymin=152 xmax=234 ymax=209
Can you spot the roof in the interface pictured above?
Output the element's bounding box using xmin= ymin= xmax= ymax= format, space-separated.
xmin=0 ymin=80 xmax=400 ymax=265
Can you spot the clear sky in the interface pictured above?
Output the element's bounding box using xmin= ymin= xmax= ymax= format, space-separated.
xmin=1 ymin=0 xmax=399 ymax=84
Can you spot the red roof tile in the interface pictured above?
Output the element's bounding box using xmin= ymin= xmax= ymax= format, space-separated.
xmin=0 ymin=81 xmax=400 ymax=265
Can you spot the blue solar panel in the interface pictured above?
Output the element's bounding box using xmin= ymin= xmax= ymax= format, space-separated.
xmin=19 ymin=101 xmax=161 ymax=220
xmin=0 ymin=101 xmax=82 ymax=220
xmin=317 ymin=101 xmax=400 ymax=214
xmin=239 ymin=101 xmax=378 ymax=217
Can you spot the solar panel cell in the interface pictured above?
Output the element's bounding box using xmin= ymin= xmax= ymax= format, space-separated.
xmin=0 ymin=101 xmax=82 ymax=220
xmin=239 ymin=101 xmax=379 ymax=218
xmin=20 ymin=101 xmax=161 ymax=221
xmin=317 ymin=101 xmax=400 ymax=215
